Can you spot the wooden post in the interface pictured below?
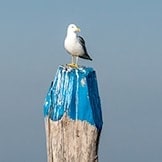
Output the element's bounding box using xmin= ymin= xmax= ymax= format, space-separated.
xmin=43 ymin=65 xmax=103 ymax=162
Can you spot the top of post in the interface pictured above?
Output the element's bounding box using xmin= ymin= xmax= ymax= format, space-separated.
xmin=44 ymin=65 xmax=103 ymax=131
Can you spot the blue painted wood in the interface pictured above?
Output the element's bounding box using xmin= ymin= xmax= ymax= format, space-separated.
xmin=43 ymin=65 xmax=103 ymax=131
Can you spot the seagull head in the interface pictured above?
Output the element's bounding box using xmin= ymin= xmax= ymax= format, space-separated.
xmin=67 ymin=24 xmax=80 ymax=34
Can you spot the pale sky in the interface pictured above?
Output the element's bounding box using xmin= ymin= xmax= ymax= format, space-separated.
xmin=0 ymin=0 xmax=162 ymax=161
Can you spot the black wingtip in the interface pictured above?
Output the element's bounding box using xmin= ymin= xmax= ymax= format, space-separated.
xmin=79 ymin=54 xmax=93 ymax=61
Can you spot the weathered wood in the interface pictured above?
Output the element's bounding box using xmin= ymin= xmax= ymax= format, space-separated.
xmin=45 ymin=115 xmax=100 ymax=162
xmin=43 ymin=66 xmax=103 ymax=162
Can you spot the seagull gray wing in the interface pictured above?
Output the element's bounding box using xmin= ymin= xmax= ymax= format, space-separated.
xmin=77 ymin=36 xmax=92 ymax=61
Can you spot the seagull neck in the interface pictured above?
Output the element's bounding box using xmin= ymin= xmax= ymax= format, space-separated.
xmin=67 ymin=31 xmax=77 ymax=38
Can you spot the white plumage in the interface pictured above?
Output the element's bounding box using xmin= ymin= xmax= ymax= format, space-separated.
xmin=64 ymin=24 xmax=92 ymax=67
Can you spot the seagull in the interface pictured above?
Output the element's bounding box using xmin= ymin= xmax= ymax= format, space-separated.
xmin=64 ymin=24 xmax=92 ymax=68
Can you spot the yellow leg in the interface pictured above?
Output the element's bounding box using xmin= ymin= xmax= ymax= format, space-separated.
xmin=76 ymin=56 xmax=79 ymax=65
xmin=72 ymin=56 xmax=75 ymax=64
xmin=67 ymin=56 xmax=78 ymax=68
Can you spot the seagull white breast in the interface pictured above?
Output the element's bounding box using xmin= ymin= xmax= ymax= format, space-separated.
xmin=64 ymin=24 xmax=84 ymax=57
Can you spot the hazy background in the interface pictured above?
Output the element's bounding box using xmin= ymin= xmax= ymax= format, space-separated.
xmin=0 ymin=0 xmax=162 ymax=161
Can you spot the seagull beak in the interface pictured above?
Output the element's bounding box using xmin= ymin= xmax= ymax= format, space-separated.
xmin=76 ymin=27 xmax=81 ymax=32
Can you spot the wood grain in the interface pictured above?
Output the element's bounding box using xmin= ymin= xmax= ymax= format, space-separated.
xmin=45 ymin=115 xmax=100 ymax=162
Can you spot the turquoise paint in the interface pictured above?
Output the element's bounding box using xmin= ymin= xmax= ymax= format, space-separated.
xmin=43 ymin=65 xmax=103 ymax=131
